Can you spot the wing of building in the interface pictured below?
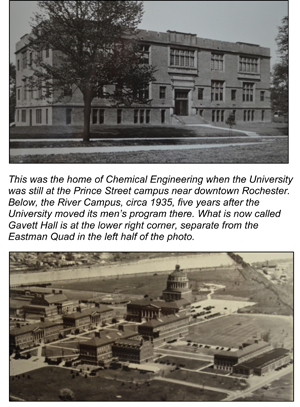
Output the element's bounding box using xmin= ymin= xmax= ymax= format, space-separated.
xmin=15 ymin=29 xmax=271 ymax=127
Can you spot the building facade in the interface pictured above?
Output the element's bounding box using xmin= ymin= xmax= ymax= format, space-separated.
xmin=79 ymin=329 xmax=138 ymax=366
xmin=214 ymin=340 xmax=271 ymax=372
xmin=162 ymin=264 xmax=192 ymax=302
xmin=138 ymin=313 xmax=189 ymax=346
xmin=15 ymin=29 xmax=271 ymax=127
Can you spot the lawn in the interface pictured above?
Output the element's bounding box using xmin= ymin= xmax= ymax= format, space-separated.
xmin=166 ymin=369 xmax=248 ymax=391
xmin=9 ymin=366 xmax=226 ymax=401
xmin=9 ymin=137 xmax=288 ymax=163
xmin=188 ymin=314 xmax=293 ymax=349
xmin=236 ymin=372 xmax=293 ymax=401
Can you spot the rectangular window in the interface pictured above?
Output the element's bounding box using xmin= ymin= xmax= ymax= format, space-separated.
xmin=140 ymin=44 xmax=150 ymax=64
xmin=261 ymin=110 xmax=265 ymax=121
xmin=146 ymin=110 xmax=150 ymax=124
xmin=66 ymin=109 xmax=72 ymax=125
xmin=38 ymin=87 xmax=42 ymax=99
xmin=17 ymin=110 xmax=19 ymax=122
xmin=243 ymin=83 xmax=254 ymax=102
xmin=251 ymin=110 xmax=255 ymax=121
xmin=239 ymin=56 xmax=259 ymax=73
xmin=159 ymin=86 xmax=166 ymax=99
xmin=260 ymin=91 xmax=265 ymax=101
xmin=231 ymin=89 xmax=236 ymax=101
xmin=92 ymin=109 xmax=98 ymax=124
xmin=23 ymin=79 xmax=27 ymax=101
xmin=199 ymin=109 xmax=203 ymax=117
xmin=36 ymin=109 xmax=42 ymax=124
xmin=17 ymin=89 xmax=20 ymax=101
xmin=46 ymin=48 xmax=50 ymax=58
xmin=139 ymin=110 xmax=144 ymax=124
xmin=63 ymin=86 xmax=72 ymax=98
xmin=22 ymin=52 xmax=27 ymax=69
xmin=198 ymin=88 xmax=204 ymax=100
xmin=17 ymin=60 xmax=20 ymax=71
xmin=170 ymin=49 xmax=195 ymax=67
xmin=211 ymin=81 xmax=224 ymax=102
xmin=161 ymin=109 xmax=166 ymax=124
xmin=46 ymin=109 xmax=48 ymax=125
xmin=216 ymin=110 xmax=220 ymax=122
xmin=212 ymin=110 xmax=215 ymax=122
xmin=134 ymin=109 xmax=138 ymax=124
xmin=117 ymin=109 xmax=122 ymax=124
xmin=232 ymin=110 xmax=236 ymax=120
xmin=99 ymin=109 xmax=105 ymax=124
xmin=21 ymin=110 xmax=26 ymax=123
xmin=29 ymin=52 xmax=33 ymax=66
xmin=221 ymin=110 xmax=224 ymax=122
xmin=244 ymin=110 xmax=247 ymax=121
xmin=211 ymin=54 xmax=224 ymax=71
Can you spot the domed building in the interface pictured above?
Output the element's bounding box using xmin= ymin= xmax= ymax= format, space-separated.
xmin=162 ymin=264 xmax=192 ymax=302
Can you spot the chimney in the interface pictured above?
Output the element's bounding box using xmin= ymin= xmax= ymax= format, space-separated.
xmin=40 ymin=317 xmax=45 ymax=323
xmin=59 ymin=290 xmax=63 ymax=294
xmin=16 ymin=323 xmax=21 ymax=328
xmin=95 ymin=332 xmax=100 ymax=338
xmin=77 ymin=307 xmax=81 ymax=312
xmin=52 ymin=289 xmax=55 ymax=294
xmin=118 ymin=324 xmax=124 ymax=331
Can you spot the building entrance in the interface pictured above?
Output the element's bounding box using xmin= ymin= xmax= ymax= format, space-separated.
xmin=175 ymin=90 xmax=189 ymax=116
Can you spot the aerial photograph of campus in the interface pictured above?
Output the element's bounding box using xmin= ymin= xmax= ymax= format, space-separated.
xmin=9 ymin=252 xmax=293 ymax=401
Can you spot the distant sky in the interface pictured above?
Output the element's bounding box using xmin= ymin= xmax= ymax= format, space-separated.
xmin=10 ymin=1 xmax=288 ymax=63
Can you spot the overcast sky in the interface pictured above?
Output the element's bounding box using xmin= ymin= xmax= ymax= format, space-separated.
xmin=10 ymin=1 xmax=287 ymax=64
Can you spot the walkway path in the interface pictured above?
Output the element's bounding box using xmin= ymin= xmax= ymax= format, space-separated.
xmin=10 ymin=141 xmax=270 ymax=156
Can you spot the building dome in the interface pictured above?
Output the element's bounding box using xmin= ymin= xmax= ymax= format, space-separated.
xmin=162 ymin=265 xmax=192 ymax=302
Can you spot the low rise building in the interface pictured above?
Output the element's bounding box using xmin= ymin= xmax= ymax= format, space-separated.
xmin=138 ymin=313 xmax=189 ymax=346
xmin=214 ymin=340 xmax=271 ymax=372
xmin=232 ymin=348 xmax=291 ymax=377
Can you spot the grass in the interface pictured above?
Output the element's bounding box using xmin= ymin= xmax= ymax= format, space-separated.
xmin=9 ymin=122 xmax=288 ymax=163
xmin=9 ymin=137 xmax=288 ymax=163
xmin=188 ymin=314 xmax=293 ymax=349
xmin=9 ymin=366 xmax=226 ymax=401
xmin=236 ymin=372 xmax=293 ymax=401
xmin=166 ymin=369 xmax=248 ymax=391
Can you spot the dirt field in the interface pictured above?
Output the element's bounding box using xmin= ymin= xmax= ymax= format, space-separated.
xmin=188 ymin=314 xmax=293 ymax=349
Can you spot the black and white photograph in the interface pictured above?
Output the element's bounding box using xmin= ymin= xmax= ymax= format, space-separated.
xmin=9 ymin=252 xmax=293 ymax=401
xmin=9 ymin=1 xmax=288 ymax=164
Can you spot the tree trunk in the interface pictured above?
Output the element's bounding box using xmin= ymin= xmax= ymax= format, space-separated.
xmin=83 ymin=89 xmax=93 ymax=142
xmin=83 ymin=101 xmax=91 ymax=142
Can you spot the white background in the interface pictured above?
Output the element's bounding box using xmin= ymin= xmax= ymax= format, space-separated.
xmin=4 ymin=1 xmax=298 ymax=405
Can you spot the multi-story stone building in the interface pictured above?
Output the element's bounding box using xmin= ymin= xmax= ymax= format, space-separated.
xmin=138 ymin=313 xmax=189 ymax=346
xmin=9 ymin=320 xmax=64 ymax=350
xmin=112 ymin=337 xmax=154 ymax=364
xmin=79 ymin=329 xmax=138 ymax=366
xmin=162 ymin=264 xmax=192 ymax=302
xmin=126 ymin=297 xmax=190 ymax=323
xmin=15 ymin=29 xmax=271 ymax=127
xmin=62 ymin=305 xmax=114 ymax=333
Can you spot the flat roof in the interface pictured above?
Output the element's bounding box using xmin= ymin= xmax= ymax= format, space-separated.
xmin=234 ymin=348 xmax=290 ymax=370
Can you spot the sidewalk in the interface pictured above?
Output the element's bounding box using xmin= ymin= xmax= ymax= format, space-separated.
xmin=10 ymin=141 xmax=270 ymax=156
